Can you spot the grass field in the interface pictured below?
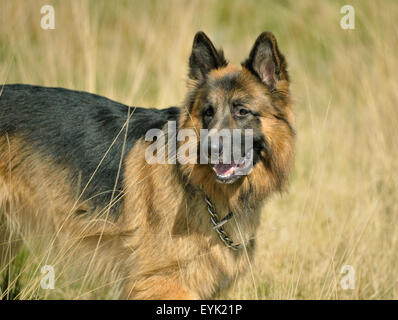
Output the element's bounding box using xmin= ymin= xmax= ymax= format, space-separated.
xmin=0 ymin=0 xmax=398 ymax=299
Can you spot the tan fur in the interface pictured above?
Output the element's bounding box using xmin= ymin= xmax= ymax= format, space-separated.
xmin=118 ymin=138 xmax=260 ymax=299
xmin=0 ymin=135 xmax=125 ymax=281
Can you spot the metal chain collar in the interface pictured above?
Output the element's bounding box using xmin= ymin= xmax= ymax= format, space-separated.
xmin=204 ymin=196 xmax=242 ymax=251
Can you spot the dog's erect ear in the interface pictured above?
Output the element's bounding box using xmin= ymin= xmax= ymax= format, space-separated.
xmin=188 ymin=31 xmax=227 ymax=81
xmin=242 ymin=32 xmax=288 ymax=89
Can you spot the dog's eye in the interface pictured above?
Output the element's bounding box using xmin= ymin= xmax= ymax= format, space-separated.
xmin=235 ymin=107 xmax=250 ymax=118
xmin=204 ymin=105 xmax=214 ymax=118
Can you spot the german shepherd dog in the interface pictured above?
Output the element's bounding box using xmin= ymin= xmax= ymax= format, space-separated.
xmin=0 ymin=31 xmax=294 ymax=299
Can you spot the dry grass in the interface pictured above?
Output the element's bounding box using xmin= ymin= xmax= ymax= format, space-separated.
xmin=0 ymin=0 xmax=398 ymax=299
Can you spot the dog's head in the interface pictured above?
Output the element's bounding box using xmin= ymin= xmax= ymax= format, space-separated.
xmin=178 ymin=31 xmax=295 ymax=201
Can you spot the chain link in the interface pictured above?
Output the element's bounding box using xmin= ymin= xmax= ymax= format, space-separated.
xmin=204 ymin=196 xmax=242 ymax=251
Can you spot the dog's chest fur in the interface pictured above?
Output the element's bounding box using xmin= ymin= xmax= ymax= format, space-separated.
xmin=121 ymin=145 xmax=262 ymax=298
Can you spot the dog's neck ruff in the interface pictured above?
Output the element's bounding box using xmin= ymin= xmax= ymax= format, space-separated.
xmin=204 ymin=196 xmax=242 ymax=251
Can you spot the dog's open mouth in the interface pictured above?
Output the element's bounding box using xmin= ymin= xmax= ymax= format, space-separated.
xmin=210 ymin=149 xmax=254 ymax=183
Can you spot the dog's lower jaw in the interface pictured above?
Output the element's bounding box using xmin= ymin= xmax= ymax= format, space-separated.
xmin=214 ymin=174 xmax=241 ymax=184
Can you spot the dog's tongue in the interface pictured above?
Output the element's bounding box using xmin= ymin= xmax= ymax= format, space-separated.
xmin=213 ymin=163 xmax=237 ymax=176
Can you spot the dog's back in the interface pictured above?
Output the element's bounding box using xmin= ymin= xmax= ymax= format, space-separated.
xmin=0 ymin=84 xmax=179 ymax=214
